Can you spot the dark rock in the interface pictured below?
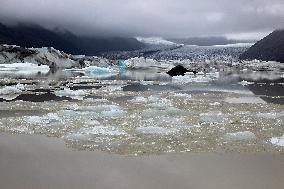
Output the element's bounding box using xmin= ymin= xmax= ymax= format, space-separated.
xmin=167 ymin=65 xmax=197 ymax=76
xmin=240 ymin=30 xmax=284 ymax=63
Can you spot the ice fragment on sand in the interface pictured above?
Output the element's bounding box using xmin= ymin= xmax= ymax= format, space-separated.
xmin=223 ymin=131 xmax=256 ymax=141
xmin=270 ymin=135 xmax=284 ymax=147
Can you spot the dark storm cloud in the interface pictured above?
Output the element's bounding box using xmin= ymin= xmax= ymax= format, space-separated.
xmin=0 ymin=0 xmax=284 ymax=39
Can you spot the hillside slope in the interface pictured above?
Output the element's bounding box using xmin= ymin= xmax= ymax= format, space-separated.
xmin=0 ymin=23 xmax=145 ymax=56
xmin=239 ymin=30 xmax=284 ymax=63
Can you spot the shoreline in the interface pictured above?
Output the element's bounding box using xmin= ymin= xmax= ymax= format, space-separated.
xmin=0 ymin=133 xmax=283 ymax=189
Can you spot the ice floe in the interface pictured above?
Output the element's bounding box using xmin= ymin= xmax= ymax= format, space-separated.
xmin=223 ymin=131 xmax=256 ymax=141
xmin=270 ymin=135 xmax=284 ymax=147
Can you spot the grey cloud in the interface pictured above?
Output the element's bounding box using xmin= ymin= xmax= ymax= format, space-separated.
xmin=0 ymin=0 xmax=283 ymax=39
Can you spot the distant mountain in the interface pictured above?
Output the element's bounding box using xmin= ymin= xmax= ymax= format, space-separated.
xmin=0 ymin=23 xmax=145 ymax=55
xmin=240 ymin=30 xmax=284 ymax=63
xmin=168 ymin=36 xmax=255 ymax=46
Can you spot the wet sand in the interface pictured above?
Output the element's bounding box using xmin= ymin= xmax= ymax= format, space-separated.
xmin=0 ymin=133 xmax=283 ymax=189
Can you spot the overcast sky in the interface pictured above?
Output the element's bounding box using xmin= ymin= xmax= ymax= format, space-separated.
xmin=1 ymin=0 xmax=284 ymax=39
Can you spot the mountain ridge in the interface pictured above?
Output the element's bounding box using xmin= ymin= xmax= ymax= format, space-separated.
xmin=0 ymin=23 xmax=145 ymax=56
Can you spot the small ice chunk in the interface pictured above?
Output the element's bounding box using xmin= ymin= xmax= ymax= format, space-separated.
xmin=270 ymin=135 xmax=284 ymax=147
xmin=54 ymin=88 xmax=87 ymax=100
xmin=173 ymin=93 xmax=192 ymax=98
xmin=238 ymin=80 xmax=254 ymax=86
xmin=80 ymin=104 xmax=122 ymax=112
xmin=223 ymin=131 xmax=256 ymax=141
xmin=172 ymin=72 xmax=219 ymax=83
xmin=142 ymin=109 xmax=167 ymax=118
xmin=136 ymin=126 xmax=177 ymax=135
xmin=209 ymin=102 xmax=221 ymax=106
xmin=100 ymin=109 xmax=127 ymax=118
xmin=84 ymin=66 xmax=118 ymax=78
xmin=129 ymin=95 xmax=160 ymax=104
xmin=129 ymin=96 xmax=148 ymax=103
xmin=0 ymin=83 xmax=25 ymax=95
xmin=26 ymin=113 xmax=61 ymax=125
xmin=147 ymin=98 xmax=172 ymax=108
xmin=200 ymin=111 xmax=227 ymax=124
xmin=64 ymin=126 xmax=128 ymax=141
xmin=224 ymin=97 xmax=266 ymax=104
xmin=256 ymin=112 xmax=284 ymax=119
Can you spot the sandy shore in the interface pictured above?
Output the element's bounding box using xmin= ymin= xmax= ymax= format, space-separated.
xmin=0 ymin=133 xmax=283 ymax=189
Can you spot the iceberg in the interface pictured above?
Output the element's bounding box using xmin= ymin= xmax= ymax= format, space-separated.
xmin=83 ymin=66 xmax=118 ymax=78
xmin=0 ymin=63 xmax=49 ymax=76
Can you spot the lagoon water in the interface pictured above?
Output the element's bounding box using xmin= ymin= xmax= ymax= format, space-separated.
xmin=0 ymin=59 xmax=283 ymax=155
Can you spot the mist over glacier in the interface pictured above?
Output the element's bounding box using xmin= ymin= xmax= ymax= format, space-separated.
xmin=1 ymin=0 xmax=283 ymax=39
